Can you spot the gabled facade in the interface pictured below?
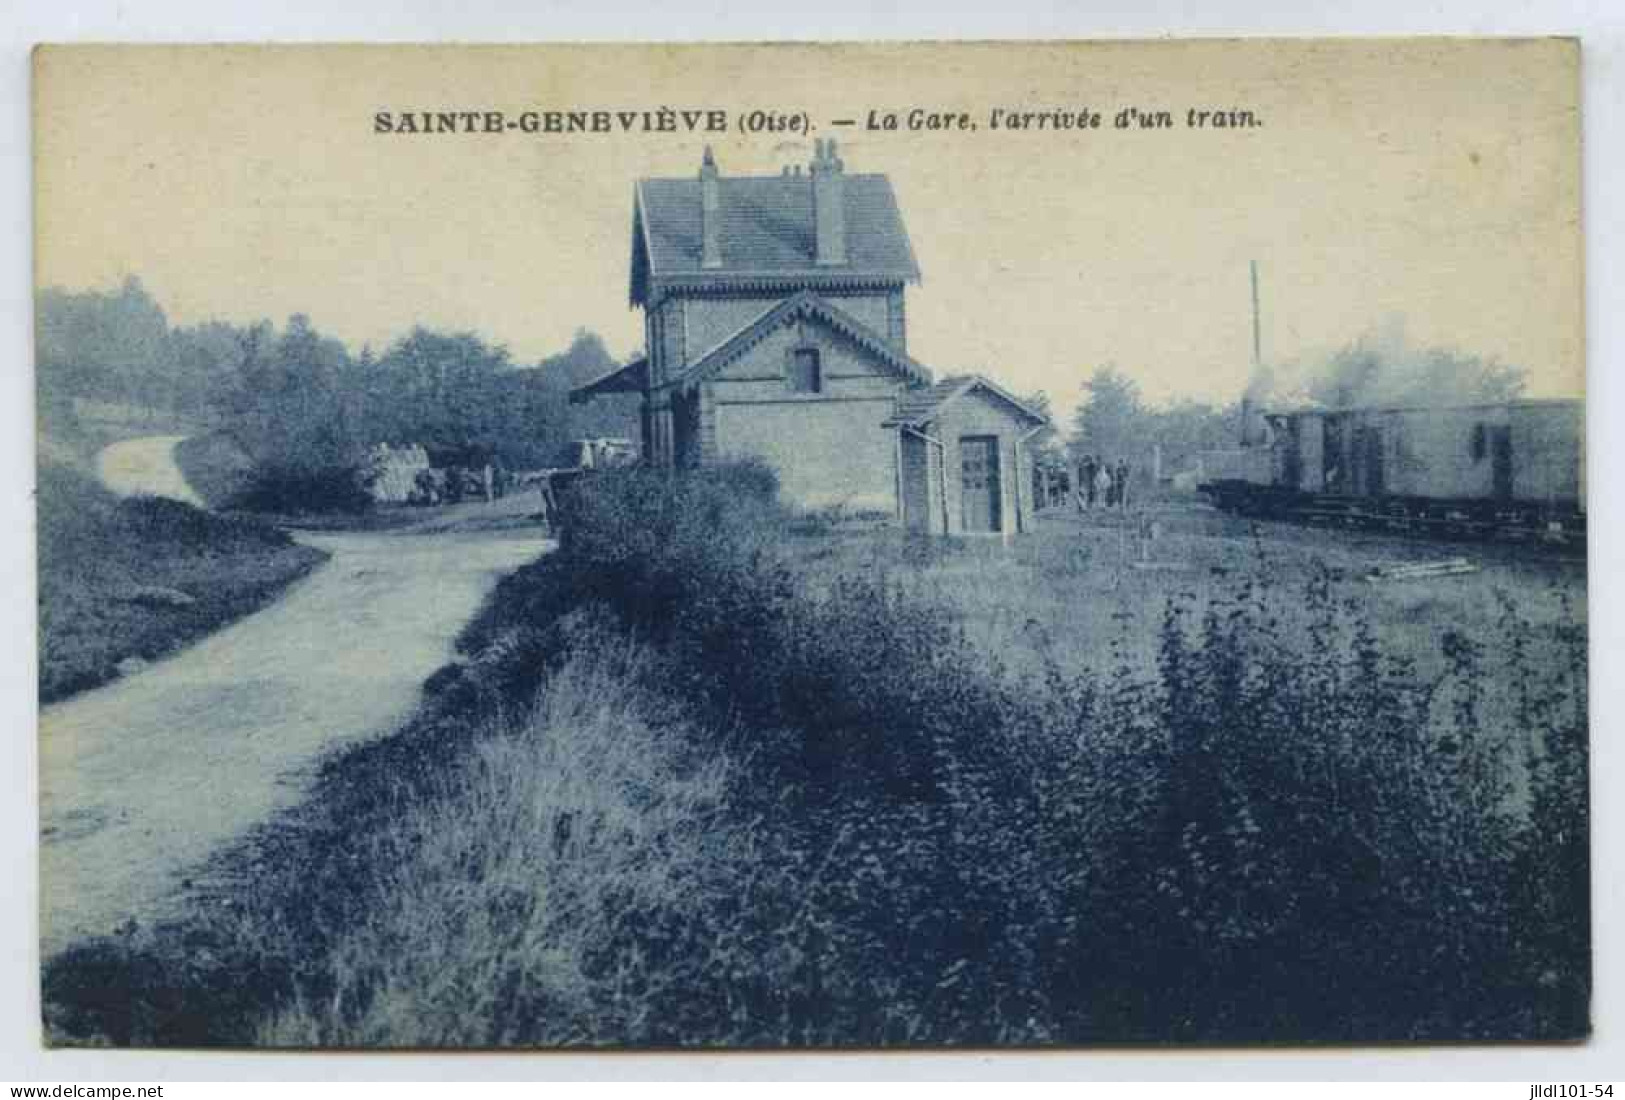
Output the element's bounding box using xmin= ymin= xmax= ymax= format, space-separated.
xmin=885 ymin=375 xmax=1052 ymax=535
xmin=576 ymin=141 xmax=929 ymax=509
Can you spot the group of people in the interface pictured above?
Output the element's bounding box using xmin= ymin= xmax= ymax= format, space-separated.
xmin=407 ymin=462 xmax=515 ymax=506
xmin=1074 ymin=454 xmax=1133 ymax=511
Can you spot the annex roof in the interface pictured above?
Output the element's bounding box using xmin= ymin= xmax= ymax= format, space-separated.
xmin=569 ymin=355 xmax=648 ymax=404
xmin=883 ymin=373 xmax=1051 ymax=429
xmin=630 ymin=173 xmax=921 ymax=303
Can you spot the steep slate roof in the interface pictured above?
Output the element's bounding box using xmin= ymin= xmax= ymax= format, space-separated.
xmin=883 ymin=373 xmax=1051 ymax=429
xmin=631 ymin=173 xmax=921 ymax=302
xmin=667 ymin=289 xmax=933 ymax=392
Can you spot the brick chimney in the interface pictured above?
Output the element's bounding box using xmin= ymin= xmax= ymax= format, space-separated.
xmin=699 ymin=145 xmax=722 ymax=269
xmin=810 ymin=138 xmax=846 ymax=266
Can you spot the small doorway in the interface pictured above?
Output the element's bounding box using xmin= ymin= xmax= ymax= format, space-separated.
xmin=960 ymin=435 xmax=1002 ymax=532
xmin=1281 ymin=417 xmax=1303 ymax=490
xmin=1490 ymin=425 xmax=1514 ymax=502
xmin=1353 ymin=426 xmax=1386 ymax=497
xmin=1323 ymin=416 xmax=1347 ymax=492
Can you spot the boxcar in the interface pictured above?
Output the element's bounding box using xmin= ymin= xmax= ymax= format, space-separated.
xmin=1200 ymin=398 xmax=1585 ymax=536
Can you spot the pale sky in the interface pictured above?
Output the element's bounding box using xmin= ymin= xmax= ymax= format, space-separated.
xmin=33 ymin=40 xmax=1582 ymax=422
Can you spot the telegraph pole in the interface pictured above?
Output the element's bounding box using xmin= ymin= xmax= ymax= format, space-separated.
xmin=1239 ymin=260 xmax=1265 ymax=448
xmin=1250 ymin=259 xmax=1262 ymax=373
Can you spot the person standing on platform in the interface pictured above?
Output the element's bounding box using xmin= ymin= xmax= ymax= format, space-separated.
xmin=1078 ymin=454 xmax=1098 ymax=511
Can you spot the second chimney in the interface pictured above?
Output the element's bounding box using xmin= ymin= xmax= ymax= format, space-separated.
xmin=700 ymin=145 xmax=722 ymax=269
xmin=810 ymin=138 xmax=846 ymax=266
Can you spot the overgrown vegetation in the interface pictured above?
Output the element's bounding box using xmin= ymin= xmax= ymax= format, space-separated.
xmin=36 ymin=461 xmax=327 ymax=702
xmin=37 ymin=278 xmax=640 ymax=514
xmin=42 ymin=461 xmax=1589 ymax=1044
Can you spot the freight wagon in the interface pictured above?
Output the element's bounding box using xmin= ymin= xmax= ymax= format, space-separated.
xmin=1199 ymin=398 xmax=1585 ymax=539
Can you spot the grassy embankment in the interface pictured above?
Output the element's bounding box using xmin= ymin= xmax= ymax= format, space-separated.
xmin=37 ymin=458 xmax=327 ymax=702
xmin=42 ymin=464 xmax=1589 ymax=1045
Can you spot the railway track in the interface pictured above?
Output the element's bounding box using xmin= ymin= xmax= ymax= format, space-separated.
xmin=1202 ymin=482 xmax=1586 ymax=548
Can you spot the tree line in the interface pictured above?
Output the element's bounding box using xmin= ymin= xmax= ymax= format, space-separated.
xmin=38 ymin=279 xmax=1528 ymax=505
xmin=37 ymin=277 xmax=640 ymax=494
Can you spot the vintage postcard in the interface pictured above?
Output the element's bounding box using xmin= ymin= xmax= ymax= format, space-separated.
xmin=32 ymin=40 xmax=1586 ymax=1047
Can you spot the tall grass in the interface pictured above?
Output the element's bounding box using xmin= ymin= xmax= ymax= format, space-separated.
xmin=43 ymin=460 xmax=1589 ymax=1045
xmin=259 ymin=625 xmax=751 ymax=1046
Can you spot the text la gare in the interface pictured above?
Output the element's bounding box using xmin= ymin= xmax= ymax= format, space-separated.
xmin=865 ymin=108 xmax=974 ymax=132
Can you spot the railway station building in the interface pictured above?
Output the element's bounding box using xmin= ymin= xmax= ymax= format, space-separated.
xmin=571 ymin=142 xmax=1048 ymax=528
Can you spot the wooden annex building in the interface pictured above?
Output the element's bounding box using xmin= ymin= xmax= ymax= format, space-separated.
xmin=571 ymin=141 xmax=1050 ymax=530
xmin=885 ymin=374 xmax=1051 ymax=536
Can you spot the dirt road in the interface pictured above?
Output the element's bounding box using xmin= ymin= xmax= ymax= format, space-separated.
xmin=40 ymin=444 xmax=551 ymax=956
xmin=95 ymin=434 xmax=204 ymax=506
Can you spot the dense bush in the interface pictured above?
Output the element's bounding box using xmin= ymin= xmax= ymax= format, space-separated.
xmin=522 ymin=461 xmax=1590 ymax=1041
xmin=43 ymin=460 xmax=1589 ymax=1045
xmin=229 ymin=462 xmax=374 ymax=515
xmin=171 ymin=432 xmax=259 ymax=510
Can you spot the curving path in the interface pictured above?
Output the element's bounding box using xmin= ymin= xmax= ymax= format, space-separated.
xmin=39 ymin=439 xmax=550 ymax=956
xmin=95 ymin=434 xmax=205 ymax=506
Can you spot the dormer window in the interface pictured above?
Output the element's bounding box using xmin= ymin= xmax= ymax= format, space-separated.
xmin=789 ymin=345 xmax=822 ymax=394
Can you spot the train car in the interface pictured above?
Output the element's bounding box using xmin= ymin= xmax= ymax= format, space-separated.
xmin=1200 ymin=397 xmax=1585 ymax=539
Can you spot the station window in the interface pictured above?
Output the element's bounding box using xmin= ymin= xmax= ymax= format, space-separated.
xmin=789 ymin=346 xmax=822 ymax=394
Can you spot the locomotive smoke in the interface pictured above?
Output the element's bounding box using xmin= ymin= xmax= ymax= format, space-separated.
xmin=1241 ymin=315 xmax=1528 ymax=420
